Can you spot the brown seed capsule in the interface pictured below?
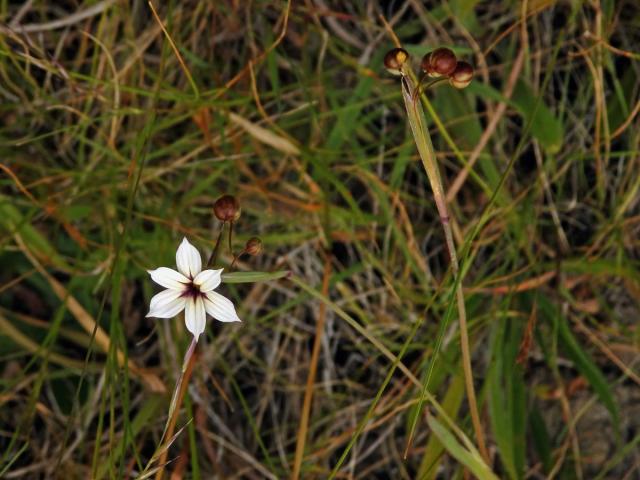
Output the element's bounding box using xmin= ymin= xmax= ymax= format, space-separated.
xmin=245 ymin=237 xmax=262 ymax=256
xmin=420 ymin=52 xmax=433 ymax=74
xmin=449 ymin=61 xmax=474 ymax=89
xmin=213 ymin=194 xmax=241 ymax=222
xmin=383 ymin=48 xmax=409 ymax=76
xmin=421 ymin=47 xmax=457 ymax=77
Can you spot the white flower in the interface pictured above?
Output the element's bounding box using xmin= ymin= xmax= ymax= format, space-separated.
xmin=146 ymin=238 xmax=241 ymax=340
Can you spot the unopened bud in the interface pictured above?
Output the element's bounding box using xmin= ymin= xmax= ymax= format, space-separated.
xmin=383 ymin=48 xmax=409 ymax=76
xmin=245 ymin=237 xmax=262 ymax=256
xmin=448 ymin=61 xmax=474 ymax=89
xmin=421 ymin=48 xmax=457 ymax=77
xmin=213 ymin=194 xmax=241 ymax=222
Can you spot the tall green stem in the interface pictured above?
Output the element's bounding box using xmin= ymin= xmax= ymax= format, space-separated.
xmin=400 ymin=72 xmax=489 ymax=463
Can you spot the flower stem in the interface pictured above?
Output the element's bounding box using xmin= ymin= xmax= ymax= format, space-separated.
xmin=229 ymin=249 xmax=246 ymax=271
xmin=154 ymin=337 xmax=198 ymax=480
xmin=207 ymin=223 xmax=225 ymax=268
xmin=411 ymin=75 xmax=448 ymax=102
xmin=228 ymin=220 xmax=235 ymax=257
xmin=400 ymin=70 xmax=489 ymax=463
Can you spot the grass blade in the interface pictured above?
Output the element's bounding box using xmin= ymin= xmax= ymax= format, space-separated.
xmin=427 ymin=415 xmax=499 ymax=480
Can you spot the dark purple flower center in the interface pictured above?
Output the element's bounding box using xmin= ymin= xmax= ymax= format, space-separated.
xmin=182 ymin=281 xmax=202 ymax=299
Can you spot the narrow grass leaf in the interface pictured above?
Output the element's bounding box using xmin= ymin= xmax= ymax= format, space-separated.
xmin=221 ymin=270 xmax=290 ymax=283
xmin=487 ymin=309 xmax=526 ymax=480
xmin=529 ymin=406 xmax=552 ymax=473
xmin=229 ymin=112 xmax=300 ymax=155
xmin=418 ymin=371 xmax=465 ymax=480
xmin=557 ymin=315 xmax=619 ymax=423
xmin=427 ymin=415 xmax=499 ymax=480
xmin=540 ymin=297 xmax=619 ymax=423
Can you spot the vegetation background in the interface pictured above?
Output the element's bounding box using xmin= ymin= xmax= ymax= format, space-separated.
xmin=1 ymin=0 xmax=639 ymax=478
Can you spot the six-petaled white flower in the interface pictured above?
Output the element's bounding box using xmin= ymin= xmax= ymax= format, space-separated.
xmin=146 ymin=238 xmax=241 ymax=340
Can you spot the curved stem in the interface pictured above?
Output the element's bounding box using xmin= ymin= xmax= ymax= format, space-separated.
xmin=411 ymin=74 xmax=448 ymax=102
xmin=229 ymin=249 xmax=246 ymax=271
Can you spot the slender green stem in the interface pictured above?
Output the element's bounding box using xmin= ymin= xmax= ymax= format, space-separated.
xmin=399 ymin=70 xmax=489 ymax=463
xmin=412 ymin=75 xmax=449 ymax=103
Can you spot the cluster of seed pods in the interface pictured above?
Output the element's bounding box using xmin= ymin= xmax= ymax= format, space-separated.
xmin=383 ymin=47 xmax=474 ymax=89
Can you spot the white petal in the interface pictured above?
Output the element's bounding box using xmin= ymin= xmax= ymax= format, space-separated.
xmin=147 ymin=289 xmax=186 ymax=318
xmin=185 ymin=296 xmax=206 ymax=339
xmin=193 ymin=269 xmax=223 ymax=292
xmin=147 ymin=267 xmax=189 ymax=290
xmin=176 ymin=238 xmax=202 ymax=279
xmin=204 ymin=291 xmax=241 ymax=323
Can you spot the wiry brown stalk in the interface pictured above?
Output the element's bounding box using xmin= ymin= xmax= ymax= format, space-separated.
xmin=151 ymin=337 xmax=198 ymax=480
xmin=291 ymin=253 xmax=331 ymax=479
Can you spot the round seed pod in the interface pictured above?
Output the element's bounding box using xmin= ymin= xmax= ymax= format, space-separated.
xmin=449 ymin=61 xmax=474 ymax=89
xmin=245 ymin=237 xmax=263 ymax=256
xmin=421 ymin=47 xmax=457 ymax=77
xmin=383 ymin=48 xmax=409 ymax=76
xmin=420 ymin=52 xmax=433 ymax=74
xmin=213 ymin=195 xmax=241 ymax=222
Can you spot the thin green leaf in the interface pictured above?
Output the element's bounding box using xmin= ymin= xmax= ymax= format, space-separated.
xmin=221 ymin=270 xmax=290 ymax=283
xmin=557 ymin=315 xmax=619 ymax=423
xmin=427 ymin=415 xmax=499 ymax=480
xmin=540 ymin=297 xmax=619 ymax=424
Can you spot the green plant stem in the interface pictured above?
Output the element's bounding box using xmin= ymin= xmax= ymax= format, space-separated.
xmin=399 ymin=71 xmax=489 ymax=463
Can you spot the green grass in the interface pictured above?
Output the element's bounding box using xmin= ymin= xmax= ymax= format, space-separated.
xmin=1 ymin=1 xmax=640 ymax=478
